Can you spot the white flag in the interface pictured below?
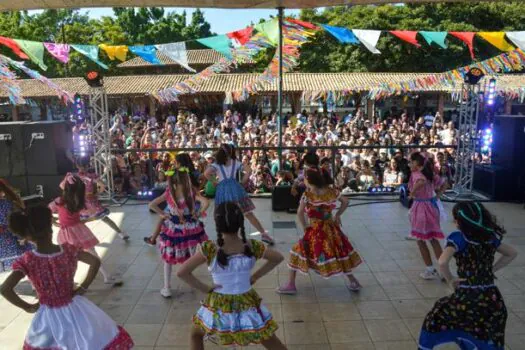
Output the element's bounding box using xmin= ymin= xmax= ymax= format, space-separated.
xmin=155 ymin=42 xmax=196 ymax=73
xmin=506 ymin=31 xmax=525 ymax=51
xmin=353 ymin=29 xmax=382 ymax=54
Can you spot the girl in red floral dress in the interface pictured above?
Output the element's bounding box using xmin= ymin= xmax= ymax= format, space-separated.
xmin=277 ymin=167 xmax=363 ymax=294
xmin=0 ymin=205 xmax=133 ymax=350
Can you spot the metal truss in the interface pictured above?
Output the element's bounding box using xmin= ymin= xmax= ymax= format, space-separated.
xmin=88 ymin=86 xmax=114 ymax=201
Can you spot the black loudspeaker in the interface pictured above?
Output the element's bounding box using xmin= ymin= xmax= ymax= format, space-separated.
xmin=492 ymin=115 xmax=525 ymax=171
xmin=0 ymin=122 xmax=27 ymax=177
xmin=27 ymin=175 xmax=66 ymax=201
xmin=473 ymin=165 xmax=521 ymax=201
xmin=272 ymin=186 xmax=302 ymax=212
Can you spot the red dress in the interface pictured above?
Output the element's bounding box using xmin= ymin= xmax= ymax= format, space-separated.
xmin=12 ymin=244 xmax=134 ymax=349
xmin=288 ymin=189 xmax=362 ymax=278
xmin=49 ymin=198 xmax=99 ymax=250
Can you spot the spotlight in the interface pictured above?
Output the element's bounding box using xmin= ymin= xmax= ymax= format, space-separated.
xmin=138 ymin=191 xmax=143 ymax=196
xmin=465 ymin=68 xmax=485 ymax=85
xmin=486 ymin=78 xmax=497 ymax=106
xmin=85 ymin=71 xmax=104 ymax=87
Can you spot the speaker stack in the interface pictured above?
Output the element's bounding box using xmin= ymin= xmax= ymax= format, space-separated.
xmin=0 ymin=121 xmax=74 ymax=200
xmin=473 ymin=115 xmax=525 ymax=201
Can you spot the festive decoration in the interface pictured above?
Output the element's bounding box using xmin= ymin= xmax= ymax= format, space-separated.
xmin=197 ymin=35 xmax=233 ymax=59
xmin=0 ymin=37 xmax=29 ymax=59
xmin=352 ymin=30 xmax=382 ymax=54
xmin=449 ymin=32 xmax=476 ymax=59
xmin=506 ymin=32 xmax=525 ymax=52
xmin=44 ymin=43 xmax=70 ymax=64
xmin=129 ymin=45 xmax=161 ymax=65
xmin=419 ymin=31 xmax=448 ymax=49
xmin=389 ymin=31 xmax=421 ymax=47
xmin=227 ymin=27 xmax=254 ymax=46
xmin=478 ymin=32 xmax=515 ymax=52
xmin=255 ymin=19 xmax=280 ymax=45
xmin=99 ymin=44 xmax=129 ymax=61
xmin=287 ymin=19 xmax=318 ymax=30
xmin=155 ymin=42 xmax=195 ymax=72
xmin=13 ymin=39 xmax=47 ymax=70
xmin=71 ymin=45 xmax=109 ymax=69
xmin=322 ymin=25 xmax=359 ymax=44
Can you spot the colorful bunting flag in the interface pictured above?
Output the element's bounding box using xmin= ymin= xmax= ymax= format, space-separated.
xmin=478 ymin=32 xmax=515 ymax=52
xmin=254 ymin=19 xmax=279 ymax=45
xmin=129 ymin=45 xmax=161 ymax=65
xmin=506 ymin=31 xmax=525 ymax=52
xmin=287 ymin=18 xmax=319 ymax=30
xmin=99 ymin=44 xmax=128 ymax=61
xmin=389 ymin=31 xmax=421 ymax=48
xmin=71 ymin=44 xmax=109 ymax=70
xmin=155 ymin=42 xmax=195 ymax=72
xmin=0 ymin=37 xmax=29 ymax=59
xmin=43 ymin=43 xmax=70 ymax=64
xmin=450 ymin=32 xmax=476 ymax=59
xmin=227 ymin=27 xmax=254 ymax=46
xmin=197 ymin=35 xmax=233 ymax=59
xmin=419 ymin=31 xmax=448 ymax=49
xmin=13 ymin=39 xmax=47 ymax=70
xmin=352 ymin=30 xmax=381 ymax=54
xmin=322 ymin=25 xmax=359 ymax=44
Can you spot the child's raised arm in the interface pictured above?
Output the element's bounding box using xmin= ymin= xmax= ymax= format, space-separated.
xmin=0 ymin=271 xmax=39 ymax=313
xmin=251 ymin=247 xmax=284 ymax=285
xmin=176 ymin=250 xmax=215 ymax=294
xmin=74 ymin=251 xmax=102 ymax=295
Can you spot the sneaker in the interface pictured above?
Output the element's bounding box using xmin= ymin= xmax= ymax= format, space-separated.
xmin=405 ymin=235 xmax=417 ymax=241
xmin=143 ymin=237 xmax=156 ymax=246
xmin=104 ymin=276 xmax=124 ymax=286
xmin=118 ymin=232 xmax=130 ymax=241
xmin=160 ymin=288 xmax=172 ymax=298
xmin=419 ymin=269 xmax=439 ymax=280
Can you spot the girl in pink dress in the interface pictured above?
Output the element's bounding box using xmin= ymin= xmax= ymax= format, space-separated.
xmin=0 ymin=205 xmax=134 ymax=350
xmin=75 ymin=157 xmax=129 ymax=240
xmin=49 ymin=173 xmax=122 ymax=285
xmin=408 ymin=152 xmax=446 ymax=280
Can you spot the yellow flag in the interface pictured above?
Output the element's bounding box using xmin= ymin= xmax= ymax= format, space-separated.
xmin=99 ymin=44 xmax=129 ymax=61
xmin=478 ymin=32 xmax=515 ymax=52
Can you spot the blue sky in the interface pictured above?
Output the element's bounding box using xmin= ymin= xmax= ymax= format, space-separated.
xmin=70 ymin=8 xmax=299 ymax=34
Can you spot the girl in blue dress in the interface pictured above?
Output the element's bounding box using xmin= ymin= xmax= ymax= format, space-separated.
xmin=0 ymin=179 xmax=32 ymax=272
xmin=204 ymin=144 xmax=274 ymax=245
xmin=419 ymin=201 xmax=518 ymax=350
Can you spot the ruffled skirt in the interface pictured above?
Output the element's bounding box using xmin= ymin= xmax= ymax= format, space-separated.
xmin=215 ymin=180 xmax=255 ymax=214
xmin=159 ymin=214 xmax=208 ymax=264
xmin=409 ymin=201 xmax=444 ymax=240
xmin=0 ymin=228 xmax=33 ymax=272
xmin=193 ymin=289 xmax=278 ymax=346
xmin=57 ymin=223 xmax=99 ymax=250
xmin=289 ymin=219 xmax=362 ymax=278
xmin=23 ymin=296 xmax=133 ymax=350
xmin=80 ymin=196 xmax=110 ymax=222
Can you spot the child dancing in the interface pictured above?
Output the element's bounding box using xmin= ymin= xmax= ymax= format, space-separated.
xmin=149 ymin=165 xmax=209 ymax=298
xmin=408 ymin=152 xmax=447 ymax=279
xmin=75 ymin=157 xmax=129 ymax=240
xmin=0 ymin=179 xmax=32 ymax=272
xmin=177 ymin=202 xmax=286 ymax=350
xmin=204 ymin=144 xmax=274 ymax=245
xmin=0 ymin=206 xmax=134 ymax=349
xmin=419 ymin=201 xmax=517 ymax=350
xmin=277 ymin=167 xmax=363 ymax=294
xmin=49 ymin=173 xmax=122 ymax=285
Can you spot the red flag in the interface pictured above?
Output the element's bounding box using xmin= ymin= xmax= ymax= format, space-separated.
xmin=0 ymin=37 xmax=29 ymax=59
xmin=226 ymin=27 xmax=254 ymax=46
xmin=287 ymin=18 xmax=319 ymax=30
xmin=450 ymin=32 xmax=476 ymax=59
xmin=389 ymin=31 xmax=421 ymax=47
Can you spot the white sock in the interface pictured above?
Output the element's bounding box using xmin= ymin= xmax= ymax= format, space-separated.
xmin=426 ymin=266 xmax=435 ymax=272
xmin=163 ymin=262 xmax=172 ymax=289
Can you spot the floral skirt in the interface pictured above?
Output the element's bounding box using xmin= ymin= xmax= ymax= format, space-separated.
xmin=409 ymin=201 xmax=445 ymax=241
xmin=289 ymin=219 xmax=362 ymax=278
xmin=193 ymin=289 xmax=278 ymax=346
xmin=0 ymin=228 xmax=33 ymax=272
xmin=159 ymin=214 xmax=208 ymax=265
xmin=80 ymin=197 xmax=110 ymax=222
xmin=419 ymin=286 xmax=507 ymax=350
xmin=57 ymin=223 xmax=99 ymax=250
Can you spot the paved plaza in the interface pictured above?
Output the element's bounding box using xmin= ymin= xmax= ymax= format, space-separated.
xmin=1 ymin=198 xmax=524 ymax=349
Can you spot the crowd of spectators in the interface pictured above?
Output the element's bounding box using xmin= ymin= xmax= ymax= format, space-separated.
xmin=78 ymin=107 xmax=458 ymax=196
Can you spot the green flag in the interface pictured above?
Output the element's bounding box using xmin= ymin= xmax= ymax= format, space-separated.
xmin=197 ymin=35 xmax=233 ymax=59
xmin=419 ymin=31 xmax=448 ymax=49
xmin=255 ymin=19 xmax=279 ymax=45
xmin=13 ymin=39 xmax=47 ymax=70
xmin=71 ymin=44 xmax=109 ymax=70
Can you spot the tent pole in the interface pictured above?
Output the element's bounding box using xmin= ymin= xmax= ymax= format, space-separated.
xmin=277 ymin=6 xmax=284 ymax=170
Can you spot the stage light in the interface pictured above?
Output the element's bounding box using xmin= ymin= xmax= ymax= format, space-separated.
xmin=465 ymin=68 xmax=485 ymax=85
xmin=85 ymin=71 xmax=104 ymax=87
xmin=138 ymin=191 xmax=143 ymax=196
xmin=486 ymin=78 xmax=497 ymax=106
xmin=148 ymin=191 xmax=153 ymax=196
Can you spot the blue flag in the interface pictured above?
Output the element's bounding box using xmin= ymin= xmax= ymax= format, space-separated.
xmin=322 ymin=25 xmax=360 ymax=44
xmin=129 ymin=45 xmax=162 ymax=65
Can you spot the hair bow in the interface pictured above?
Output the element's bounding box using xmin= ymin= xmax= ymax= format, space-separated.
xmin=178 ymin=167 xmax=190 ymax=173
xmin=59 ymin=173 xmax=76 ymax=190
xmin=164 ymin=170 xmax=175 ymax=177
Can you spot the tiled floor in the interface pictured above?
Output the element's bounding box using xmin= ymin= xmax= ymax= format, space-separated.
xmin=1 ymin=199 xmax=524 ymax=349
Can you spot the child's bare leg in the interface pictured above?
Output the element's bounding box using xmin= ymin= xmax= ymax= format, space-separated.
xmin=245 ymin=212 xmax=273 ymax=244
xmin=430 ymin=239 xmax=443 ymax=260
xmin=102 ymin=216 xmax=129 ymax=240
xmin=277 ymin=269 xmax=297 ymax=294
xmin=189 ymin=326 xmax=205 ymax=350
xmin=417 ymin=240 xmax=433 ymax=266
xmin=151 ymin=217 xmax=163 ymax=240
xmin=261 ymin=334 xmax=287 ymax=350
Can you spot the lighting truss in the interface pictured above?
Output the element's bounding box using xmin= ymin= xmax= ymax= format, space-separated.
xmin=88 ymin=86 xmax=114 ymax=201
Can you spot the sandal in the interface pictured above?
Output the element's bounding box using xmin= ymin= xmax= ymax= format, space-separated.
xmin=104 ymin=276 xmax=124 ymax=286
xmin=276 ymin=286 xmax=297 ymax=295
xmin=143 ymin=237 xmax=157 ymax=246
xmin=261 ymin=232 xmax=275 ymax=246
xmin=347 ymin=280 xmax=362 ymax=292
xmin=118 ymin=232 xmax=130 ymax=241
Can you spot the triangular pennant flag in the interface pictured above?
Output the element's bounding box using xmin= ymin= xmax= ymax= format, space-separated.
xmin=71 ymin=44 xmax=108 ymax=70
xmin=450 ymin=32 xmax=476 ymax=59
xmin=286 ymin=18 xmax=319 ymax=30
xmin=506 ymin=31 xmax=525 ymax=51
xmin=255 ymin=19 xmax=279 ymax=45
xmin=197 ymin=35 xmax=233 ymax=59
xmin=99 ymin=44 xmax=129 ymax=62
xmin=389 ymin=31 xmax=421 ymax=47
xmin=129 ymin=45 xmax=161 ymax=65
xmin=322 ymin=25 xmax=360 ymax=44
xmin=352 ymin=29 xmax=382 ymax=54
xmin=0 ymin=37 xmax=29 ymax=59
xmin=478 ymin=32 xmax=515 ymax=52
xmin=155 ymin=42 xmax=195 ymax=72
xmin=419 ymin=31 xmax=448 ymax=49
xmin=13 ymin=39 xmax=47 ymax=70
xmin=227 ymin=27 xmax=254 ymax=46
xmin=44 ymin=43 xmax=70 ymax=64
